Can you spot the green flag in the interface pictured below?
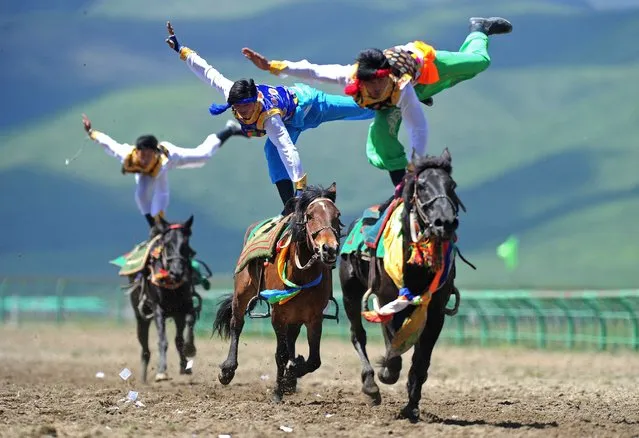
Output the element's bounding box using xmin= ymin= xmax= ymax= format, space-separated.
xmin=497 ymin=235 xmax=519 ymax=270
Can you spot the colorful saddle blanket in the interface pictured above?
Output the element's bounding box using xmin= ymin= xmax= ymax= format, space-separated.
xmin=341 ymin=197 xmax=402 ymax=257
xmin=109 ymin=236 xmax=212 ymax=289
xmin=235 ymin=214 xmax=292 ymax=275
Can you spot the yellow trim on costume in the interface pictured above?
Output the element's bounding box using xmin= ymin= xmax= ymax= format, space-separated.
xmin=268 ymin=60 xmax=287 ymax=75
xmin=294 ymin=173 xmax=307 ymax=191
xmin=256 ymin=108 xmax=286 ymax=130
xmin=179 ymin=46 xmax=195 ymax=61
xmin=121 ymin=150 xmax=168 ymax=177
xmin=154 ymin=211 xmax=165 ymax=220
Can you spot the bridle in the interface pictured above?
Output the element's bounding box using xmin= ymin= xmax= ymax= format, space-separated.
xmin=294 ymin=197 xmax=342 ymax=270
xmin=150 ymin=224 xmax=193 ymax=289
xmin=409 ymin=171 xmax=464 ymax=243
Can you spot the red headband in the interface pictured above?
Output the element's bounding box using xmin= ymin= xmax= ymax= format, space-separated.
xmin=344 ymin=69 xmax=392 ymax=96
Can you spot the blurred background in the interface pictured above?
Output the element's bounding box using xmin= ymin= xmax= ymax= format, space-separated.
xmin=1 ymin=0 xmax=638 ymax=342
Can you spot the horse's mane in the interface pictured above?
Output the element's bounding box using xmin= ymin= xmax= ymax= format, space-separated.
xmin=413 ymin=155 xmax=452 ymax=175
xmin=290 ymin=185 xmax=337 ymax=242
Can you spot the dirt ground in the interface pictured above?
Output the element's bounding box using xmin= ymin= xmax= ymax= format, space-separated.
xmin=0 ymin=323 xmax=638 ymax=438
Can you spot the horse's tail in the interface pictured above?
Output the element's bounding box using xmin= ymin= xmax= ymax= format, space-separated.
xmin=212 ymin=294 xmax=233 ymax=340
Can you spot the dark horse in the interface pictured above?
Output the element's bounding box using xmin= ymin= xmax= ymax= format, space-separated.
xmin=129 ymin=215 xmax=201 ymax=383
xmin=214 ymin=183 xmax=342 ymax=402
xmin=340 ymin=148 xmax=469 ymax=422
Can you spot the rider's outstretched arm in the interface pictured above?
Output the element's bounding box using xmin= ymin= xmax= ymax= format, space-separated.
xmin=89 ymin=130 xmax=134 ymax=162
xmin=269 ymin=59 xmax=354 ymax=86
xmin=241 ymin=47 xmax=353 ymax=86
xmin=178 ymin=47 xmax=233 ymax=99
xmin=163 ymin=121 xmax=244 ymax=169
xmin=165 ymin=23 xmax=233 ymax=99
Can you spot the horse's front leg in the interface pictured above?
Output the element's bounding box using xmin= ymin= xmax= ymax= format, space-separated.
xmin=173 ymin=313 xmax=189 ymax=374
xmin=272 ymin=323 xmax=289 ymax=403
xmin=183 ymin=289 xmax=197 ymax=358
xmin=154 ymin=307 xmax=170 ymax=382
xmin=300 ymin=317 xmax=323 ymax=377
xmin=398 ymin=308 xmax=446 ymax=423
xmin=282 ymin=323 xmax=302 ymax=394
xmin=218 ymin=267 xmax=257 ymax=385
xmin=378 ymin=318 xmax=403 ymax=385
xmin=341 ymin=259 xmax=381 ymax=404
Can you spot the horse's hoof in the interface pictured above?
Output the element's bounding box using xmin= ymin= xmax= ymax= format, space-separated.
xmin=398 ymin=406 xmax=420 ymax=423
xmin=154 ymin=372 xmax=169 ymax=382
xmin=282 ymin=379 xmax=297 ymax=395
xmin=272 ymin=391 xmax=284 ymax=403
xmin=218 ymin=369 xmax=235 ymax=385
xmin=180 ymin=368 xmax=193 ymax=375
xmin=378 ymin=368 xmax=401 ymax=385
xmin=362 ymin=384 xmax=382 ymax=406
xmin=183 ymin=343 xmax=197 ymax=358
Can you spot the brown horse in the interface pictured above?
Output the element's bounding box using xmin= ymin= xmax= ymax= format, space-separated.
xmin=340 ymin=149 xmax=471 ymax=422
xmin=213 ymin=183 xmax=342 ymax=402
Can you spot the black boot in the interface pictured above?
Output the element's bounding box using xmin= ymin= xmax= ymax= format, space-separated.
xmin=144 ymin=213 xmax=155 ymax=227
xmin=217 ymin=120 xmax=245 ymax=144
xmin=389 ymin=169 xmax=406 ymax=187
xmin=469 ymin=17 xmax=512 ymax=36
xmin=275 ymin=179 xmax=295 ymax=215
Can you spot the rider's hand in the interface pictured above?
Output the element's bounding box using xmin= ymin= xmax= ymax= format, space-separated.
xmin=81 ymin=114 xmax=92 ymax=134
xmin=241 ymin=47 xmax=270 ymax=71
xmin=165 ymin=21 xmax=181 ymax=53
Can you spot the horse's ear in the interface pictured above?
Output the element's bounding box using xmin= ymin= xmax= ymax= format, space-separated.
xmin=184 ymin=215 xmax=194 ymax=229
xmin=327 ymin=182 xmax=337 ymax=198
xmin=441 ymin=147 xmax=452 ymax=163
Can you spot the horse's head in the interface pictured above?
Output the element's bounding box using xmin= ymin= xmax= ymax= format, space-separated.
xmin=152 ymin=215 xmax=195 ymax=284
xmin=291 ymin=182 xmax=342 ymax=266
xmin=403 ymin=148 xmax=464 ymax=241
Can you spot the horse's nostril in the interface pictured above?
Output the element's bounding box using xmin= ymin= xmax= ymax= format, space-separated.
xmin=434 ymin=218 xmax=443 ymax=227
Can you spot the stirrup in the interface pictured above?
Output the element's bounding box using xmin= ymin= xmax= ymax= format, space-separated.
xmin=322 ymin=296 xmax=340 ymax=323
xmin=444 ymin=287 xmax=461 ymax=316
xmin=246 ymin=295 xmax=271 ymax=319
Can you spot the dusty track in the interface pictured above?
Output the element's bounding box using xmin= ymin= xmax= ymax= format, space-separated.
xmin=0 ymin=323 xmax=637 ymax=437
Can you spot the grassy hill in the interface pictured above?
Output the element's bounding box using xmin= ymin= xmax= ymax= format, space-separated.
xmin=2 ymin=0 xmax=639 ymax=288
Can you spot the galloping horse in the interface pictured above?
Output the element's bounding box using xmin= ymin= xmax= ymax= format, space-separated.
xmin=128 ymin=215 xmax=202 ymax=383
xmin=340 ymin=149 xmax=470 ymax=421
xmin=214 ymin=183 xmax=342 ymax=402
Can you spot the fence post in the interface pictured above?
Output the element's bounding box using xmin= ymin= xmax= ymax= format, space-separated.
xmin=466 ymin=300 xmax=490 ymax=346
xmin=495 ymin=299 xmax=518 ymax=345
xmin=55 ymin=278 xmax=66 ymax=325
xmin=618 ymin=297 xmax=639 ymax=351
xmin=525 ymin=299 xmax=547 ymax=349
xmin=553 ymin=299 xmax=575 ymax=350
xmin=584 ymin=299 xmax=606 ymax=351
xmin=454 ymin=312 xmax=465 ymax=345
